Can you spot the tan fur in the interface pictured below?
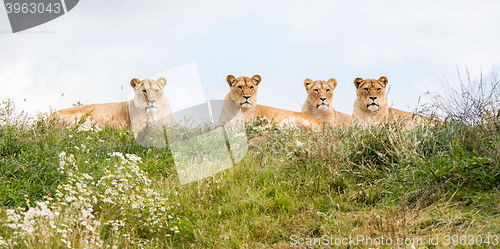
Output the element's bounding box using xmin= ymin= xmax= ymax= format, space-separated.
xmin=219 ymin=75 xmax=323 ymax=131
xmin=301 ymin=78 xmax=351 ymax=126
xmin=49 ymin=77 xmax=172 ymax=131
xmin=352 ymin=76 xmax=422 ymax=125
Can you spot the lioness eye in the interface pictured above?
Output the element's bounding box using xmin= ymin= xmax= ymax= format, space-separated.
xmin=326 ymin=89 xmax=330 ymax=93
xmin=250 ymin=87 xmax=254 ymax=90
xmin=143 ymin=90 xmax=147 ymax=93
xmin=238 ymin=86 xmax=243 ymax=90
xmin=377 ymin=88 xmax=381 ymax=91
xmin=155 ymin=90 xmax=159 ymax=93
xmin=315 ymin=89 xmax=319 ymax=93
xmin=364 ymin=88 xmax=369 ymax=92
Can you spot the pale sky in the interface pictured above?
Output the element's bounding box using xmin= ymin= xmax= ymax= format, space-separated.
xmin=1 ymin=0 xmax=500 ymax=117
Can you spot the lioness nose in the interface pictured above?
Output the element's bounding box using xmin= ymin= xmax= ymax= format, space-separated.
xmin=369 ymin=96 xmax=377 ymax=101
xmin=149 ymin=99 xmax=156 ymax=104
xmin=320 ymin=97 xmax=327 ymax=101
xmin=243 ymin=95 xmax=251 ymax=100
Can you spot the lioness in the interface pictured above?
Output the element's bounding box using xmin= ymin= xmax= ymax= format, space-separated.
xmin=49 ymin=77 xmax=172 ymax=131
xmin=352 ymin=76 xmax=418 ymax=125
xmin=219 ymin=75 xmax=323 ymax=131
xmin=301 ymin=78 xmax=351 ymax=126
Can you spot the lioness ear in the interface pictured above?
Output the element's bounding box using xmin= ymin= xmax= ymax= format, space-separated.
xmin=157 ymin=77 xmax=167 ymax=88
xmin=327 ymin=78 xmax=338 ymax=89
xmin=304 ymin=78 xmax=314 ymax=90
xmin=378 ymin=76 xmax=388 ymax=86
xmin=130 ymin=78 xmax=142 ymax=89
xmin=354 ymin=78 xmax=364 ymax=89
xmin=226 ymin=75 xmax=237 ymax=87
xmin=251 ymin=74 xmax=261 ymax=85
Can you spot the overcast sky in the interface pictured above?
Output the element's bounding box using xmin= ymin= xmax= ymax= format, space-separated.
xmin=1 ymin=0 xmax=500 ymax=117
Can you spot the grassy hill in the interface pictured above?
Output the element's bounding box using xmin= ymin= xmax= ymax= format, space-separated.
xmin=1 ymin=84 xmax=500 ymax=248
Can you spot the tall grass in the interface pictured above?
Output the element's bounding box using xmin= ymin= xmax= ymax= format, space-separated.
xmin=423 ymin=67 xmax=500 ymax=125
xmin=1 ymin=69 xmax=500 ymax=248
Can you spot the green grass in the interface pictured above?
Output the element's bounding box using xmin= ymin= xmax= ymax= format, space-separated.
xmin=1 ymin=106 xmax=500 ymax=248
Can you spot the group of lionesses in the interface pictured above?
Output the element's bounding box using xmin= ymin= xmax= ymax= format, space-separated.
xmin=218 ymin=75 xmax=426 ymax=131
xmin=49 ymin=75 xmax=427 ymax=131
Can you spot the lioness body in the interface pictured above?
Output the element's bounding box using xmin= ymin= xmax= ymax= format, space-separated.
xmin=219 ymin=75 xmax=323 ymax=131
xmin=52 ymin=101 xmax=130 ymax=128
xmin=301 ymin=78 xmax=351 ymax=126
xmin=352 ymin=76 xmax=418 ymax=125
xmin=49 ymin=78 xmax=172 ymax=131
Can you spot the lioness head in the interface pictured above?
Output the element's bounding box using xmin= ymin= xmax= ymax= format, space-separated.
xmin=304 ymin=78 xmax=337 ymax=112
xmin=130 ymin=77 xmax=167 ymax=111
xmin=354 ymin=76 xmax=388 ymax=112
xmin=226 ymin=74 xmax=261 ymax=110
